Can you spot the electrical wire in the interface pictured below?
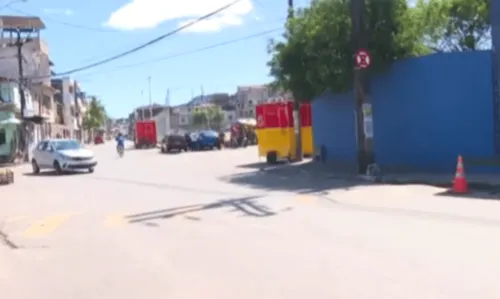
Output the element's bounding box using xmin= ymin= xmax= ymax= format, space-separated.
xmin=74 ymin=27 xmax=283 ymax=79
xmin=26 ymin=0 xmax=243 ymax=79
xmin=8 ymin=7 xmax=119 ymax=32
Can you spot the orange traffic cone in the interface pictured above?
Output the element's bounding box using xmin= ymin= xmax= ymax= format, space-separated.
xmin=452 ymin=155 xmax=468 ymax=193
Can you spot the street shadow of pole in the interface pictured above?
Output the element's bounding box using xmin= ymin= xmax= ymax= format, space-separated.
xmin=126 ymin=196 xmax=276 ymax=224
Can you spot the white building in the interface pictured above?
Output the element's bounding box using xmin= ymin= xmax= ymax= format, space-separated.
xmin=51 ymin=77 xmax=86 ymax=139
xmin=0 ymin=16 xmax=56 ymax=141
xmin=235 ymin=85 xmax=269 ymax=118
xmin=172 ymin=103 xmax=193 ymax=127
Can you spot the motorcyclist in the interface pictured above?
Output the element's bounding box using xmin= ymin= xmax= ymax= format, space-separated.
xmin=115 ymin=132 xmax=125 ymax=152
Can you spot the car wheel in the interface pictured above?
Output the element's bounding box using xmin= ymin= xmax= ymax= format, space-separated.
xmin=88 ymin=167 xmax=94 ymax=173
xmin=31 ymin=159 xmax=40 ymax=174
xmin=266 ymin=152 xmax=278 ymax=164
xmin=53 ymin=161 xmax=63 ymax=175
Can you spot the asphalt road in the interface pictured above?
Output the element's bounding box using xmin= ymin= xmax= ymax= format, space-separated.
xmin=1 ymin=142 xmax=500 ymax=299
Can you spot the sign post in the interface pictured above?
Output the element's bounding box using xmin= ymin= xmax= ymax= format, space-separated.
xmin=355 ymin=49 xmax=371 ymax=69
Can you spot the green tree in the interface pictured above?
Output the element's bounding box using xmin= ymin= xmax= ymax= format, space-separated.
xmin=268 ymin=0 xmax=429 ymax=100
xmin=207 ymin=107 xmax=225 ymax=130
xmin=416 ymin=0 xmax=490 ymax=52
xmin=82 ymin=96 xmax=106 ymax=130
xmin=191 ymin=109 xmax=208 ymax=128
xmin=191 ymin=107 xmax=225 ymax=130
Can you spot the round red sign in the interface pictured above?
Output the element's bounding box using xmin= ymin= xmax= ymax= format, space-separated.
xmin=355 ymin=49 xmax=371 ymax=69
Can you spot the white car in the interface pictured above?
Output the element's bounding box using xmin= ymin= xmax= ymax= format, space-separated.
xmin=31 ymin=139 xmax=97 ymax=174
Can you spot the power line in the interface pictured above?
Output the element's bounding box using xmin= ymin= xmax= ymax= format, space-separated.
xmin=27 ymin=0 xmax=243 ymax=79
xmin=74 ymin=27 xmax=283 ymax=79
xmin=8 ymin=7 xmax=119 ymax=32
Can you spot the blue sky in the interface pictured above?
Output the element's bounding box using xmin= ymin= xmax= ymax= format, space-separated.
xmin=4 ymin=0 xmax=312 ymax=118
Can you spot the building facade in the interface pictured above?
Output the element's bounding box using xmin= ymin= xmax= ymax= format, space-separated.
xmin=0 ymin=16 xmax=56 ymax=144
xmin=235 ymin=85 xmax=269 ymax=118
xmin=0 ymin=80 xmax=35 ymax=162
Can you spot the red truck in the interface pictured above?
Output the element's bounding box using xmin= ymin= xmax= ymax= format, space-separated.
xmin=134 ymin=120 xmax=157 ymax=149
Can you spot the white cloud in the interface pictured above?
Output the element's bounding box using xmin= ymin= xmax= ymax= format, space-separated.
xmin=103 ymin=0 xmax=253 ymax=32
xmin=42 ymin=8 xmax=73 ymax=16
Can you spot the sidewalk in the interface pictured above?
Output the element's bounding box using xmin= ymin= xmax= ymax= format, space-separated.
xmin=269 ymin=160 xmax=500 ymax=192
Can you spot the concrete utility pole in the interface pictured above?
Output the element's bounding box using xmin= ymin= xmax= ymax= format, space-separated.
xmin=73 ymin=80 xmax=81 ymax=141
xmin=148 ymin=76 xmax=152 ymax=119
xmin=165 ymin=88 xmax=170 ymax=135
xmin=15 ymin=27 xmax=29 ymax=160
xmin=350 ymin=0 xmax=373 ymax=174
xmin=288 ymin=0 xmax=302 ymax=162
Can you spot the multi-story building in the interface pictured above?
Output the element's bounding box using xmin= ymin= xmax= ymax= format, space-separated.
xmin=0 ymin=16 xmax=56 ymax=143
xmin=0 ymin=79 xmax=34 ymax=162
xmin=51 ymin=77 xmax=86 ymax=140
xmin=235 ymin=85 xmax=269 ymax=118
xmin=172 ymin=103 xmax=193 ymax=128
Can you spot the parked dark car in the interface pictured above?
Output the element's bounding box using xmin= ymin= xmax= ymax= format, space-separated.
xmin=160 ymin=134 xmax=188 ymax=153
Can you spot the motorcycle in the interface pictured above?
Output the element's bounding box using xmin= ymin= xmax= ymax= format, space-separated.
xmin=117 ymin=145 xmax=124 ymax=157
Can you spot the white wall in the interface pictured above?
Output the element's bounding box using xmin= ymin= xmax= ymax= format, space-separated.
xmin=0 ymin=39 xmax=51 ymax=85
xmin=0 ymin=82 xmax=34 ymax=117
xmin=61 ymin=78 xmax=77 ymax=132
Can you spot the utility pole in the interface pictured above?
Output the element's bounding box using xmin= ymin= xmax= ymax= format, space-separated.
xmin=140 ymin=90 xmax=145 ymax=120
xmin=201 ymin=85 xmax=209 ymax=129
xmin=147 ymin=76 xmax=152 ymax=119
xmin=288 ymin=0 xmax=302 ymax=162
xmin=73 ymin=80 xmax=81 ymax=141
xmin=165 ymin=88 xmax=170 ymax=135
xmin=15 ymin=27 xmax=29 ymax=160
xmin=350 ymin=0 xmax=373 ymax=174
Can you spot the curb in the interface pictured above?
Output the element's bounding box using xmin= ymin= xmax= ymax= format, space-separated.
xmin=260 ymin=163 xmax=500 ymax=193
xmin=380 ymin=178 xmax=500 ymax=192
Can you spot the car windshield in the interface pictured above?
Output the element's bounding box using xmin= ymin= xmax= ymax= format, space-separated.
xmin=53 ymin=140 xmax=81 ymax=151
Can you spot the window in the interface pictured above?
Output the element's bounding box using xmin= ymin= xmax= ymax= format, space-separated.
xmin=53 ymin=140 xmax=81 ymax=150
xmin=0 ymin=129 xmax=5 ymax=145
xmin=0 ymin=83 xmax=13 ymax=104
xmin=36 ymin=141 xmax=47 ymax=151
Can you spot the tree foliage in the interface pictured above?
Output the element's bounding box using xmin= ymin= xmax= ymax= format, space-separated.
xmin=416 ymin=0 xmax=490 ymax=52
xmin=191 ymin=106 xmax=225 ymax=129
xmin=82 ymin=96 xmax=106 ymax=130
xmin=268 ymin=0 xmax=487 ymax=101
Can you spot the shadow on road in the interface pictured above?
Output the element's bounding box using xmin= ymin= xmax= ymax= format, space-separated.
xmin=23 ymin=171 xmax=88 ymax=177
xmin=126 ymin=196 xmax=280 ymax=224
xmin=222 ymin=161 xmax=370 ymax=195
xmin=237 ymin=161 xmax=287 ymax=170
xmin=230 ymin=161 xmax=500 ymax=200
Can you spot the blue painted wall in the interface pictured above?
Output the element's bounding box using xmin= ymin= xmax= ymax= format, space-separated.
xmin=312 ymin=51 xmax=495 ymax=173
xmin=311 ymin=90 xmax=357 ymax=170
xmin=372 ymin=51 xmax=494 ymax=172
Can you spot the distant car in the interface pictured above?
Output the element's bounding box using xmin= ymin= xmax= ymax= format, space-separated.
xmin=31 ymin=139 xmax=97 ymax=175
xmin=192 ymin=130 xmax=221 ymax=150
xmin=160 ymin=134 xmax=188 ymax=153
xmin=94 ymin=135 xmax=104 ymax=144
